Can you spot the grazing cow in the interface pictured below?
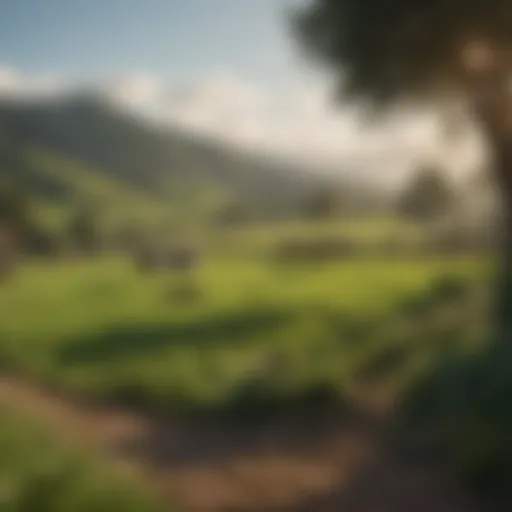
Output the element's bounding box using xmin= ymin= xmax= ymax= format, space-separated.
xmin=135 ymin=243 xmax=200 ymax=274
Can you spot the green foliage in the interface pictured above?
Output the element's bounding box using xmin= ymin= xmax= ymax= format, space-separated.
xmin=66 ymin=201 xmax=103 ymax=255
xmin=273 ymin=235 xmax=356 ymax=263
xmin=0 ymin=254 xmax=487 ymax=419
xmin=0 ymin=184 xmax=58 ymax=257
xmin=0 ymin=407 xmax=163 ymax=511
xmin=0 ymin=184 xmax=30 ymax=226
xmin=401 ymin=343 xmax=512 ymax=500
xmin=292 ymin=0 xmax=512 ymax=108
xmin=0 ymin=97 xmax=322 ymax=219
xmin=214 ymin=198 xmax=252 ymax=227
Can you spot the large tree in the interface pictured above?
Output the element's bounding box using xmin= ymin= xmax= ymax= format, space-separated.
xmin=292 ymin=0 xmax=512 ymax=342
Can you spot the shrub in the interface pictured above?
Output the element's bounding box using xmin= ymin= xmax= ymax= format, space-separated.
xmin=429 ymin=275 xmax=471 ymax=303
xmin=400 ymin=343 xmax=512 ymax=501
xmin=396 ymin=166 xmax=455 ymax=223
xmin=273 ymin=235 xmax=357 ymax=263
xmin=221 ymin=376 xmax=344 ymax=425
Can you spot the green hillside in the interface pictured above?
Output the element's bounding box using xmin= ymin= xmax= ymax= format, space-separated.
xmin=0 ymin=94 xmax=349 ymax=223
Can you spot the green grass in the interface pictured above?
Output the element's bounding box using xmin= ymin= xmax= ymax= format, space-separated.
xmin=22 ymin=148 xmax=244 ymax=235
xmin=209 ymin=216 xmax=426 ymax=258
xmin=0 ymin=406 xmax=163 ymax=511
xmin=0 ymin=254 xmax=489 ymax=418
xmin=25 ymin=148 xmax=173 ymax=231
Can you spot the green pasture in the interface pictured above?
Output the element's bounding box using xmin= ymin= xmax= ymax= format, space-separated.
xmin=0 ymin=254 xmax=489 ymax=417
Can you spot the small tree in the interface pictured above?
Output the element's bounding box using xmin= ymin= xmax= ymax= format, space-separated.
xmin=397 ymin=165 xmax=455 ymax=222
xmin=67 ymin=202 xmax=102 ymax=255
xmin=0 ymin=184 xmax=31 ymax=232
xmin=303 ymin=186 xmax=344 ymax=220
xmin=0 ymin=184 xmax=57 ymax=257
xmin=215 ymin=199 xmax=250 ymax=226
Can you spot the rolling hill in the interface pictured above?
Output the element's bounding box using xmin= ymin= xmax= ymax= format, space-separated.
xmin=0 ymin=95 xmax=319 ymax=214
xmin=0 ymin=92 xmax=387 ymax=229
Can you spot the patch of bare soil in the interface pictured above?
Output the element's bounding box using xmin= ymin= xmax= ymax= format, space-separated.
xmin=0 ymin=377 xmax=497 ymax=512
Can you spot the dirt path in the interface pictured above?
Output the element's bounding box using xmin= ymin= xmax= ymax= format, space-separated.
xmin=0 ymin=377 xmax=490 ymax=512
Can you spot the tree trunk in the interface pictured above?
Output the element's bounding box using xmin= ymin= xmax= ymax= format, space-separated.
xmin=473 ymin=81 xmax=512 ymax=343
xmin=491 ymin=147 xmax=512 ymax=344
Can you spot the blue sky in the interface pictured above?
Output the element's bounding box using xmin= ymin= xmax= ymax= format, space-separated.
xmin=0 ymin=0 xmax=299 ymax=84
xmin=0 ymin=0 xmax=476 ymax=185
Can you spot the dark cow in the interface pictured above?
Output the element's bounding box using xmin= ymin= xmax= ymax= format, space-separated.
xmin=135 ymin=243 xmax=200 ymax=274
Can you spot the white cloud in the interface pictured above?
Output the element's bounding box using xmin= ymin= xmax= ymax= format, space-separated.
xmin=105 ymin=74 xmax=163 ymax=109
xmin=0 ymin=64 xmax=484 ymax=189
xmin=164 ymin=72 xmax=268 ymax=137
xmin=165 ymin=74 xmax=357 ymax=161
xmin=163 ymin=72 xmax=483 ymax=188
xmin=0 ymin=67 xmax=21 ymax=96
xmin=0 ymin=66 xmax=69 ymax=99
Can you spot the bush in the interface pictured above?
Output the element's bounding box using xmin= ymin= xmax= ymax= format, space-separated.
xmin=397 ymin=275 xmax=471 ymax=322
xmin=221 ymin=376 xmax=344 ymax=425
xmin=425 ymin=223 xmax=498 ymax=256
xmin=67 ymin=203 xmax=103 ymax=256
xmin=273 ymin=235 xmax=357 ymax=263
xmin=400 ymin=343 xmax=512 ymax=501
xmin=429 ymin=275 xmax=471 ymax=303
xmin=301 ymin=186 xmax=344 ymax=220
xmin=396 ymin=166 xmax=455 ymax=223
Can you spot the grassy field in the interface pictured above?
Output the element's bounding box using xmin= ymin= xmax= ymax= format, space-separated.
xmin=0 ymin=253 xmax=490 ymax=418
xmin=0 ymin=405 xmax=162 ymax=511
xmin=206 ymin=216 xmax=427 ymax=258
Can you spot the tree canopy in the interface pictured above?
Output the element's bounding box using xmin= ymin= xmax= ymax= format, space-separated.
xmin=292 ymin=1 xmax=512 ymax=110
